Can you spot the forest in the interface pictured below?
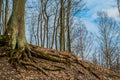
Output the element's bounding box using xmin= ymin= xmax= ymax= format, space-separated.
xmin=0 ymin=0 xmax=120 ymax=79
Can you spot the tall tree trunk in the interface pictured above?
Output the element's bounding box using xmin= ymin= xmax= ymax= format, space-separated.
xmin=37 ymin=14 xmax=40 ymax=46
xmin=0 ymin=0 xmax=3 ymax=34
xmin=5 ymin=0 xmax=8 ymax=31
xmin=46 ymin=16 xmax=49 ymax=48
xmin=55 ymin=18 xmax=59 ymax=50
xmin=0 ymin=0 xmax=2 ymax=17
xmin=62 ymin=0 xmax=65 ymax=51
xmin=40 ymin=14 xmax=43 ymax=47
xmin=51 ymin=9 xmax=57 ymax=49
xmin=43 ymin=22 xmax=46 ymax=47
xmin=60 ymin=0 xmax=64 ymax=51
xmin=67 ymin=0 xmax=71 ymax=52
xmin=5 ymin=0 xmax=27 ymax=49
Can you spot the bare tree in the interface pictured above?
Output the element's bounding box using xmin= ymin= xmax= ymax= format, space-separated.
xmin=29 ymin=14 xmax=37 ymax=44
xmin=26 ymin=0 xmax=86 ymax=52
xmin=97 ymin=12 xmax=120 ymax=70
xmin=72 ymin=23 xmax=94 ymax=60
xmin=51 ymin=1 xmax=59 ymax=49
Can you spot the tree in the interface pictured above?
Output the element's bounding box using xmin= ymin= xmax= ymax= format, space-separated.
xmin=60 ymin=0 xmax=65 ymax=51
xmin=51 ymin=0 xmax=59 ymax=49
xmin=5 ymin=0 xmax=27 ymax=49
xmin=5 ymin=0 xmax=8 ymax=31
xmin=25 ymin=0 xmax=85 ymax=52
xmin=72 ymin=23 xmax=94 ymax=60
xmin=116 ymin=1 xmax=120 ymax=73
xmin=29 ymin=14 xmax=37 ymax=44
xmin=97 ymin=12 xmax=120 ymax=70
xmin=0 ymin=0 xmax=3 ymax=34
xmin=66 ymin=0 xmax=71 ymax=52
xmin=0 ymin=0 xmax=70 ymax=74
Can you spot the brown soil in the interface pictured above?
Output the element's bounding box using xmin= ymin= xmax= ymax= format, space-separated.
xmin=0 ymin=46 xmax=120 ymax=80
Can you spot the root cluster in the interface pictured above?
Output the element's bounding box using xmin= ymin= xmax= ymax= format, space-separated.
xmin=0 ymin=41 xmax=75 ymax=75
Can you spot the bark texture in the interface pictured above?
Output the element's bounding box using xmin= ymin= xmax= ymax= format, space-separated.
xmin=5 ymin=0 xmax=27 ymax=49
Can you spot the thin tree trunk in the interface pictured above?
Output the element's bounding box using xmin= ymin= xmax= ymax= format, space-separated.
xmin=37 ymin=14 xmax=40 ymax=46
xmin=62 ymin=9 xmax=65 ymax=51
xmin=0 ymin=0 xmax=3 ymax=34
xmin=40 ymin=14 xmax=43 ymax=47
xmin=46 ymin=16 xmax=49 ymax=48
xmin=43 ymin=22 xmax=46 ymax=47
xmin=5 ymin=0 xmax=8 ymax=31
xmin=55 ymin=18 xmax=59 ymax=50
xmin=67 ymin=0 xmax=71 ymax=52
xmin=60 ymin=0 xmax=64 ymax=51
xmin=51 ymin=11 xmax=57 ymax=49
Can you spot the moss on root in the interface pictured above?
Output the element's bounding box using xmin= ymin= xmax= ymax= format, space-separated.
xmin=10 ymin=46 xmax=70 ymax=75
xmin=0 ymin=37 xmax=68 ymax=76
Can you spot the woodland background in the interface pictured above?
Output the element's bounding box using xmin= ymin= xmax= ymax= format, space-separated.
xmin=0 ymin=0 xmax=120 ymax=74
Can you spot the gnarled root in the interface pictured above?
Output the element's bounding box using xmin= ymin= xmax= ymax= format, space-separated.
xmin=0 ymin=35 xmax=72 ymax=76
xmin=8 ymin=45 xmax=68 ymax=75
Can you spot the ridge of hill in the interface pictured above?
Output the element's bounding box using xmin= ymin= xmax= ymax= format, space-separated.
xmin=0 ymin=45 xmax=120 ymax=80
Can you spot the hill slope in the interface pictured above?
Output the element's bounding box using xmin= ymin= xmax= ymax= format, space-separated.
xmin=0 ymin=45 xmax=120 ymax=80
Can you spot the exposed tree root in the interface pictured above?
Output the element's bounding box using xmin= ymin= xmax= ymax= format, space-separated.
xmin=14 ymin=49 xmax=68 ymax=75
xmin=0 ymin=36 xmax=70 ymax=75
xmin=20 ymin=61 xmax=48 ymax=75
xmin=30 ymin=49 xmax=70 ymax=64
xmin=0 ymin=42 xmax=69 ymax=76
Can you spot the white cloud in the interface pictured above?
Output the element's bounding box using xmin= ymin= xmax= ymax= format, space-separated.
xmin=81 ymin=0 xmax=119 ymax=33
xmin=104 ymin=8 xmax=120 ymax=21
xmin=82 ymin=18 xmax=98 ymax=33
xmin=86 ymin=0 xmax=116 ymax=19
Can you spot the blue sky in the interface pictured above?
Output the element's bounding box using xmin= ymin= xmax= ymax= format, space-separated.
xmin=81 ymin=0 xmax=119 ymax=33
xmin=25 ymin=0 xmax=119 ymax=42
xmin=25 ymin=0 xmax=119 ymax=34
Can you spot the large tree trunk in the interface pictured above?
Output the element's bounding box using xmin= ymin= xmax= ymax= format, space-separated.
xmin=5 ymin=0 xmax=27 ymax=49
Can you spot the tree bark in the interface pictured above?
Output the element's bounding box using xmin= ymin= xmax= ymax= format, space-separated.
xmin=5 ymin=0 xmax=8 ymax=31
xmin=67 ymin=0 xmax=71 ymax=52
xmin=0 ymin=0 xmax=3 ymax=34
xmin=5 ymin=0 xmax=27 ymax=49
xmin=60 ymin=0 xmax=64 ymax=51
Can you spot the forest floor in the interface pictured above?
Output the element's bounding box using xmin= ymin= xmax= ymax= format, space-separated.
xmin=0 ymin=45 xmax=120 ymax=80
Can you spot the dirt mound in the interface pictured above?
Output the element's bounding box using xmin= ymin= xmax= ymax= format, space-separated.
xmin=0 ymin=45 xmax=120 ymax=80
